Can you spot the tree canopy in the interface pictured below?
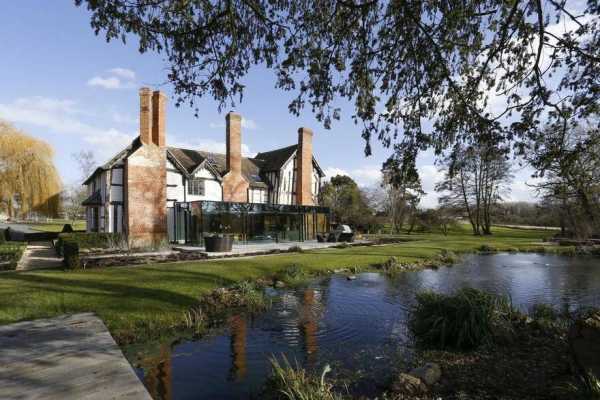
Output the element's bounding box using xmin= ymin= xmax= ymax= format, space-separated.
xmin=0 ymin=120 xmax=62 ymax=218
xmin=77 ymin=0 xmax=600 ymax=179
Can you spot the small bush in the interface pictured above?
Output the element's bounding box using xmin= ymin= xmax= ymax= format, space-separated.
xmin=438 ymin=249 xmax=458 ymax=264
xmin=531 ymin=303 xmax=558 ymax=321
xmin=263 ymin=356 xmax=342 ymax=400
xmin=0 ymin=229 xmax=5 ymax=245
xmin=61 ymin=224 xmax=74 ymax=233
xmin=0 ymin=243 xmax=26 ymax=270
xmin=276 ymin=264 xmax=307 ymax=284
xmin=409 ymin=288 xmax=517 ymax=349
xmin=478 ymin=244 xmax=497 ymax=253
xmin=63 ymin=241 xmax=81 ymax=270
xmin=288 ymin=245 xmax=304 ymax=253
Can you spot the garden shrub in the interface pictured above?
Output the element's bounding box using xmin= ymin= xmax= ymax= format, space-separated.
xmin=0 ymin=243 xmax=26 ymax=270
xmin=531 ymin=303 xmax=558 ymax=321
xmin=56 ymin=232 xmax=124 ymax=256
xmin=63 ymin=240 xmax=81 ymax=270
xmin=276 ymin=264 xmax=307 ymax=284
xmin=409 ymin=287 xmax=517 ymax=350
xmin=287 ymin=245 xmax=304 ymax=253
xmin=0 ymin=229 xmax=5 ymax=245
xmin=478 ymin=244 xmax=497 ymax=252
xmin=438 ymin=249 xmax=458 ymax=264
xmin=61 ymin=224 xmax=74 ymax=233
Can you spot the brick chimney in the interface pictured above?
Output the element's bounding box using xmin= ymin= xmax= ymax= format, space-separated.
xmin=296 ymin=127 xmax=314 ymax=205
xmin=139 ymin=87 xmax=153 ymax=145
xmin=222 ymin=112 xmax=249 ymax=202
xmin=151 ymin=90 xmax=166 ymax=147
xmin=124 ymin=87 xmax=167 ymax=248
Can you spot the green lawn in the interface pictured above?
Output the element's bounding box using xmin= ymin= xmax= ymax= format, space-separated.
xmin=0 ymin=225 xmax=560 ymax=344
xmin=29 ymin=220 xmax=86 ymax=232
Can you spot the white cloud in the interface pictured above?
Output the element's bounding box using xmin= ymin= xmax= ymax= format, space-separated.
xmin=323 ymin=165 xmax=381 ymax=186
xmin=87 ymin=76 xmax=122 ymax=90
xmin=87 ymin=67 xmax=136 ymax=90
xmin=108 ymin=67 xmax=136 ymax=80
xmin=169 ymin=137 xmax=254 ymax=157
xmin=418 ymin=164 xmax=445 ymax=209
xmin=0 ymin=96 xmax=136 ymax=163
xmin=209 ymin=117 xmax=259 ymax=130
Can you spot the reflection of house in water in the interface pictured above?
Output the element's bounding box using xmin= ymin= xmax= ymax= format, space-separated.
xmin=143 ymin=344 xmax=172 ymax=400
xmin=229 ymin=314 xmax=247 ymax=381
xmin=300 ymin=288 xmax=322 ymax=365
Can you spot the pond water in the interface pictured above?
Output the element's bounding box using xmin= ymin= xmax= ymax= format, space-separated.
xmin=133 ymin=253 xmax=600 ymax=400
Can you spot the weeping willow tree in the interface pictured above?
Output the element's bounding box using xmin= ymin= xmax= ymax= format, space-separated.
xmin=0 ymin=120 xmax=62 ymax=218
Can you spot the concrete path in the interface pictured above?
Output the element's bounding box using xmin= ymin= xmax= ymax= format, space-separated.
xmin=174 ymin=239 xmax=372 ymax=258
xmin=16 ymin=241 xmax=63 ymax=271
xmin=0 ymin=313 xmax=152 ymax=400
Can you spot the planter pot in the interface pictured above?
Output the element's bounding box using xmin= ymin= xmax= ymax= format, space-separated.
xmin=204 ymin=236 xmax=233 ymax=252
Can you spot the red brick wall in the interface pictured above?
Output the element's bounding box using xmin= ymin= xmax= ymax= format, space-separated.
xmin=222 ymin=112 xmax=249 ymax=202
xmin=296 ymin=127 xmax=314 ymax=205
xmin=125 ymin=143 xmax=167 ymax=248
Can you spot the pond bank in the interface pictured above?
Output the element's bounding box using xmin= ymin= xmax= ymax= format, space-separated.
xmin=128 ymin=253 xmax=600 ymax=399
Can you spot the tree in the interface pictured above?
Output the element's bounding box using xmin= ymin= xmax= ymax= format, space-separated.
xmin=76 ymin=0 xmax=600 ymax=182
xmin=0 ymin=120 xmax=62 ymax=218
xmin=528 ymin=123 xmax=600 ymax=238
xmin=380 ymin=156 xmax=424 ymax=234
xmin=63 ymin=151 xmax=98 ymax=222
xmin=320 ymin=175 xmax=374 ymax=229
xmin=436 ymin=140 xmax=513 ymax=235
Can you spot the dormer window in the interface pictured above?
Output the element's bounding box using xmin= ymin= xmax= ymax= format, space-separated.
xmin=188 ymin=178 xmax=205 ymax=196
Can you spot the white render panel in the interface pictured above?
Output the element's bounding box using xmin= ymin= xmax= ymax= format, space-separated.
xmin=185 ymin=166 xmax=222 ymax=202
xmin=277 ymin=156 xmax=296 ymax=205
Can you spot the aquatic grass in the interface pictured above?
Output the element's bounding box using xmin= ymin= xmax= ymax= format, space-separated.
xmin=409 ymin=288 xmax=518 ymax=350
xmin=264 ymin=356 xmax=343 ymax=400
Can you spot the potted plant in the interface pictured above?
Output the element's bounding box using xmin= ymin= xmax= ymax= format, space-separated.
xmin=204 ymin=224 xmax=233 ymax=252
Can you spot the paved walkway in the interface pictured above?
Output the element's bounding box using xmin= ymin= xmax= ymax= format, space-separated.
xmin=174 ymin=239 xmax=371 ymax=258
xmin=16 ymin=241 xmax=63 ymax=271
xmin=0 ymin=313 xmax=152 ymax=400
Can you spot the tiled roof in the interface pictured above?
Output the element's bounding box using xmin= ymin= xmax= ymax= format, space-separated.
xmin=254 ymin=145 xmax=298 ymax=172
xmin=81 ymin=190 xmax=103 ymax=206
xmin=167 ymin=147 xmax=269 ymax=188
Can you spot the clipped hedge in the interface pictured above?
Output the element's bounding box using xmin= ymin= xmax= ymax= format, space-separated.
xmin=0 ymin=243 xmax=26 ymax=271
xmin=55 ymin=232 xmax=124 ymax=256
xmin=63 ymin=241 xmax=80 ymax=270
xmin=0 ymin=229 xmax=5 ymax=245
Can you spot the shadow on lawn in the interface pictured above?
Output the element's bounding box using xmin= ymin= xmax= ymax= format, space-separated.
xmin=5 ymin=271 xmax=238 ymax=311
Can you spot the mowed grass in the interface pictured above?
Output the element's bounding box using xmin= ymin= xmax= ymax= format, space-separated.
xmin=29 ymin=220 xmax=86 ymax=232
xmin=0 ymin=225 xmax=558 ymax=344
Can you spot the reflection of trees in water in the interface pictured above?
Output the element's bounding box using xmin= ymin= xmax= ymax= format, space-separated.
xmin=228 ymin=314 xmax=247 ymax=381
xmin=143 ymin=344 xmax=172 ymax=400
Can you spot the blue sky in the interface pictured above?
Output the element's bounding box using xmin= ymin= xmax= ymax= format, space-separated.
xmin=0 ymin=1 xmax=543 ymax=207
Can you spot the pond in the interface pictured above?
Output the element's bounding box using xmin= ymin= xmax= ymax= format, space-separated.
xmin=132 ymin=253 xmax=600 ymax=400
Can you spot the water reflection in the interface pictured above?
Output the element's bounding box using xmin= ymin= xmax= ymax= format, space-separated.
xmin=228 ymin=315 xmax=247 ymax=381
xmin=134 ymin=253 xmax=600 ymax=400
xmin=143 ymin=345 xmax=172 ymax=400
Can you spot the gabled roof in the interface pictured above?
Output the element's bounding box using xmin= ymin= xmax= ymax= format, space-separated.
xmin=254 ymin=145 xmax=298 ymax=172
xmin=254 ymin=144 xmax=325 ymax=177
xmin=82 ymin=137 xmax=141 ymax=185
xmin=167 ymin=147 xmax=268 ymax=188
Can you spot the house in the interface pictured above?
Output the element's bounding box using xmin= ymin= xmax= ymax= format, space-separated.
xmin=82 ymin=88 xmax=329 ymax=247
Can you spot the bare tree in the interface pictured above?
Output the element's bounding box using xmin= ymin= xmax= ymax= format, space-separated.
xmin=62 ymin=150 xmax=98 ymax=222
xmin=436 ymin=142 xmax=513 ymax=235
